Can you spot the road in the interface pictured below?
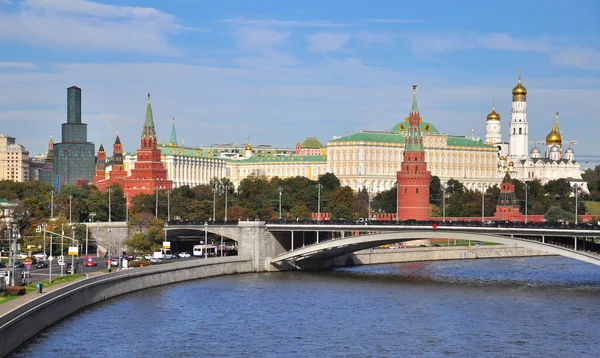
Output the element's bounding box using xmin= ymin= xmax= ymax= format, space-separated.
xmin=25 ymin=257 xmax=106 ymax=284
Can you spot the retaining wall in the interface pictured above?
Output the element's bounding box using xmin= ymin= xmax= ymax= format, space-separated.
xmin=328 ymin=246 xmax=553 ymax=267
xmin=0 ymin=256 xmax=253 ymax=358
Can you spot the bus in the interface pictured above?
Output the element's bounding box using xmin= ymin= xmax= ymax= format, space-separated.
xmin=192 ymin=244 xmax=217 ymax=257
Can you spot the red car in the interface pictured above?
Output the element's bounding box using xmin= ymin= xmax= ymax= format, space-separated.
xmin=85 ymin=260 xmax=98 ymax=267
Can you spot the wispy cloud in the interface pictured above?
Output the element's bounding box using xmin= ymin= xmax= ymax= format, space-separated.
xmin=364 ymin=19 xmax=424 ymax=23
xmin=551 ymin=49 xmax=600 ymax=71
xmin=0 ymin=0 xmax=187 ymax=54
xmin=216 ymin=16 xmax=348 ymax=28
xmin=306 ymin=33 xmax=351 ymax=53
xmin=234 ymin=27 xmax=295 ymax=67
xmin=0 ymin=62 xmax=36 ymax=69
xmin=404 ymin=33 xmax=557 ymax=53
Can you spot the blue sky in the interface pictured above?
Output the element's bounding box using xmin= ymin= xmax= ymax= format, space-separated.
xmin=0 ymin=0 xmax=599 ymax=164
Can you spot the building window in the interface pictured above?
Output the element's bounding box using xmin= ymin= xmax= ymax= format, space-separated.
xmin=416 ymin=188 xmax=419 ymax=194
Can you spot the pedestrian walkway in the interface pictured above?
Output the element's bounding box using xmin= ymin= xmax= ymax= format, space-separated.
xmin=0 ymin=272 xmax=106 ymax=318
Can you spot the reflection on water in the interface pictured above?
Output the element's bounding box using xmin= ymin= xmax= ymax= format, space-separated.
xmin=11 ymin=256 xmax=600 ymax=358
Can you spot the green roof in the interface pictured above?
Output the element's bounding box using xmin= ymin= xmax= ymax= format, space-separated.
xmin=391 ymin=121 xmax=440 ymax=134
xmin=157 ymin=144 xmax=222 ymax=159
xmin=329 ymin=132 xmax=406 ymax=144
xmin=446 ymin=137 xmax=494 ymax=148
xmin=236 ymin=155 xmax=327 ymax=164
xmin=301 ymin=137 xmax=324 ymax=148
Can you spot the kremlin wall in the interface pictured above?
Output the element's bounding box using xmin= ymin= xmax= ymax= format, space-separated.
xmin=38 ymin=75 xmax=588 ymax=220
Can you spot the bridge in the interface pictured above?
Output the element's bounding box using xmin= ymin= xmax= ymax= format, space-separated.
xmin=165 ymin=221 xmax=600 ymax=271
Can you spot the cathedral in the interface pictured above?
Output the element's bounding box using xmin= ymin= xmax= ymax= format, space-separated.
xmin=484 ymin=75 xmax=587 ymax=191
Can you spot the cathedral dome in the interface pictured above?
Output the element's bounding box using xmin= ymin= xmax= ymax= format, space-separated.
xmin=500 ymin=156 xmax=505 ymax=161
xmin=550 ymin=145 xmax=560 ymax=153
xmin=245 ymin=143 xmax=252 ymax=151
xmin=546 ymin=125 xmax=562 ymax=145
xmin=530 ymin=147 xmax=540 ymax=155
xmin=486 ymin=107 xmax=500 ymax=121
xmin=508 ymin=161 xmax=514 ymax=167
xmin=565 ymin=147 xmax=574 ymax=154
xmin=512 ymin=76 xmax=527 ymax=97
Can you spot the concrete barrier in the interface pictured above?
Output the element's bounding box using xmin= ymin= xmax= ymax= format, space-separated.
xmin=328 ymin=246 xmax=553 ymax=267
xmin=0 ymin=256 xmax=253 ymax=358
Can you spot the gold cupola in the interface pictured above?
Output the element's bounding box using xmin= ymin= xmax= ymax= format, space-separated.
xmin=546 ymin=125 xmax=562 ymax=145
xmin=486 ymin=99 xmax=500 ymax=121
xmin=512 ymin=75 xmax=527 ymax=101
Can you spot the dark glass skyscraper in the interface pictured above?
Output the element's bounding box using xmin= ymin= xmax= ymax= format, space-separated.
xmin=53 ymin=86 xmax=95 ymax=188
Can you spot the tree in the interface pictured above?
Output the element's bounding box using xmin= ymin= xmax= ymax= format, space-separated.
xmin=545 ymin=206 xmax=575 ymax=223
xmin=429 ymin=176 xmax=442 ymax=204
xmin=372 ymin=185 xmax=397 ymax=214
xmin=329 ymin=187 xmax=355 ymax=219
xmin=289 ymin=204 xmax=312 ymax=220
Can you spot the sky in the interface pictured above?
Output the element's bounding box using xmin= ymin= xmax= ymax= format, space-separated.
xmin=0 ymin=0 xmax=599 ymax=162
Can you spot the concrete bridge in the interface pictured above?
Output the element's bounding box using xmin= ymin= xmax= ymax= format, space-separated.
xmin=166 ymin=222 xmax=600 ymax=270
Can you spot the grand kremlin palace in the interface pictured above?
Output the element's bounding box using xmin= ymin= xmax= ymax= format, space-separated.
xmin=114 ymin=78 xmax=584 ymax=194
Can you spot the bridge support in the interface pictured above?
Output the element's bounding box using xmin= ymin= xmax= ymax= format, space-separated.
xmin=542 ymin=235 xmax=545 ymax=244
xmin=575 ymin=237 xmax=577 ymax=251
xmin=291 ymin=231 xmax=294 ymax=250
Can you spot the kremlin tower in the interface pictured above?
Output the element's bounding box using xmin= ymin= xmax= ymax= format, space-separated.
xmin=94 ymin=142 xmax=106 ymax=183
xmin=396 ymin=85 xmax=432 ymax=221
xmin=122 ymin=93 xmax=172 ymax=198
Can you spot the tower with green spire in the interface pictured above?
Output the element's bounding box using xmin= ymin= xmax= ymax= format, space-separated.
xmin=94 ymin=141 xmax=106 ymax=182
xmin=169 ymin=118 xmax=178 ymax=147
xmin=396 ymin=84 xmax=432 ymax=220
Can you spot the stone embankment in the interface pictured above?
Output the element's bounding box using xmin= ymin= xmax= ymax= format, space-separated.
xmin=0 ymin=256 xmax=253 ymax=358
xmin=329 ymin=245 xmax=553 ymax=267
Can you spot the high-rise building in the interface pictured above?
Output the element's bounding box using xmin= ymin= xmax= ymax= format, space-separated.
xmin=396 ymin=85 xmax=431 ymax=220
xmin=0 ymin=134 xmax=30 ymax=182
xmin=39 ymin=134 xmax=56 ymax=187
xmin=53 ymin=86 xmax=95 ymax=188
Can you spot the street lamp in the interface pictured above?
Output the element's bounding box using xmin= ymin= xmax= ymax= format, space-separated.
xmin=278 ymin=186 xmax=283 ymax=220
xmin=155 ymin=186 xmax=159 ymax=219
xmin=42 ymin=222 xmax=48 ymax=258
xmin=212 ymin=184 xmax=218 ymax=221
xmin=68 ymin=194 xmax=73 ymax=224
xmin=224 ymin=184 xmax=228 ymax=222
xmin=49 ymin=190 xmax=55 ymax=218
xmin=479 ymin=183 xmax=487 ymax=223
xmin=10 ymin=224 xmax=19 ymax=286
xmin=204 ymin=222 xmax=208 ymax=259
xmin=524 ymin=183 xmax=529 ymax=224
xmin=71 ymin=224 xmax=76 ymax=274
xmin=125 ymin=193 xmax=130 ymax=223
xmin=442 ymin=183 xmax=448 ymax=223
xmin=574 ymin=184 xmax=579 ymax=225
xmin=316 ymin=183 xmax=322 ymax=222
xmin=167 ymin=190 xmax=171 ymax=222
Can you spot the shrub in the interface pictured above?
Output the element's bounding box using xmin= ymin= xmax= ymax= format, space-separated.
xmin=4 ymin=286 xmax=26 ymax=296
xmin=128 ymin=260 xmax=152 ymax=268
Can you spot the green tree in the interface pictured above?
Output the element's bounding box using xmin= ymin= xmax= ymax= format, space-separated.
xmin=329 ymin=187 xmax=355 ymax=219
xmin=372 ymin=185 xmax=397 ymax=214
xmin=429 ymin=176 xmax=442 ymax=204
xmin=545 ymin=206 xmax=575 ymax=223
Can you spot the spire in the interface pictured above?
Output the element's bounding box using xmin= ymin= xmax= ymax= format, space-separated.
xmin=48 ymin=134 xmax=54 ymax=147
xmin=142 ymin=92 xmax=157 ymax=140
xmin=410 ymin=84 xmax=419 ymax=114
xmin=170 ymin=118 xmax=178 ymax=146
xmin=554 ymin=111 xmax=561 ymax=136
xmin=115 ymin=132 xmax=121 ymax=145
xmin=98 ymin=141 xmax=105 ymax=152
xmin=45 ymin=134 xmax=54 ymax=164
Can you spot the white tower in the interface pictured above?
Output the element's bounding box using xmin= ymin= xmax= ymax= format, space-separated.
xmin=485 ymin=99 xmax=502 ymax=144
xmin=508 ymin=74 xmax=528 ymax=159
xmin=244 ymin=137 xmax=253 ymax=158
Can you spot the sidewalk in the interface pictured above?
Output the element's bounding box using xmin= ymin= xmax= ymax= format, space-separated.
xmin=0 ymin=272 xmax=106 ymax=318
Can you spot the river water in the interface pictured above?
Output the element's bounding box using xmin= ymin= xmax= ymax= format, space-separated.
xmin=10 ymin=256 xmax=600 ymax=357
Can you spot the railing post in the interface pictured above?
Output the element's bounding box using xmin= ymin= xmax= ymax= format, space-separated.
xmin=574 ymin=237 xmax=577 ymax=251
xmin=291 ymin=231 xmax=294 ymax=251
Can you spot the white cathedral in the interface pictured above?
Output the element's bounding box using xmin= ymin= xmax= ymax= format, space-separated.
xmin=485 ymin=75 xmax=588 ymax=192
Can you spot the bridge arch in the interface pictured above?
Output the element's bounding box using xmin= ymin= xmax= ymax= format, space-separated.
xmin=271 ymin=231 xmax=600 ymax=267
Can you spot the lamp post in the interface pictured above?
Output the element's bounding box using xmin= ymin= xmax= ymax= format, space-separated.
xmin=524 ymin=183 xmax=529 ymax=224
xmin=480 ymin=183 xmax=487 ymax=223
xmin=278 ymin=186 xmax=283 ymax=220
xmin=574 ymin=184 xmax=579 ymax=225
xmin=125 ymin=193 xmax=129 ymax=223
xmin=316 ymin=183 xmax=322 ymax=222
xmin=71 ymin=224 xmax=76 ymax=274
xmin=212 ymin=184 xmax=218 ymax=221
xmin=10 ymin=224 xmax=18 ymax=286
xmin=396 ymin=183 xmax=400 ymax=223
xmin=50 ymin=190 xmax=55 ymax=218
xmin=367 ymin=186 xmax=371 ymax=221
xmin=224 ymin=184 xmax=228 ymax=222
xmin=108 ymin=188 xmax=112 ymax=259
xmin=167 ymin=190 xmax=171 ymax=222
xmin=155 ymin=187 xmax=159 ymax=219
xmin=68 ymin=194 xmax=73 ymax=224
xmin=442 ymin=183 xmax=448 ymax=223
xmin=204 ymin=222 xmax=208 ymax=259
xmin=42 ymin=222 xmax=47 ymax=258
xmin=48 ymin=234 xmax=53 ymax=283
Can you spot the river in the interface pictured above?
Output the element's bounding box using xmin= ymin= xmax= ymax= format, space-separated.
xmin=10 ymin=256 xmax=600 ymax=357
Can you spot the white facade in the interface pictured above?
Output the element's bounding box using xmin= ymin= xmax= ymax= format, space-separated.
xmin=508 ymin=77 xmax=529 ymax=159
xmin=0 ymin=134 xmax=30 ymax=183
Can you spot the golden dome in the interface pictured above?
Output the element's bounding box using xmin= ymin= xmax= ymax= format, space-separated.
xmin=508 ymin=161 xmax=514 ymax=167
xmin=486 ymin=100 xmax=500 ymax=121
xmin=245 ymin=144 xmax=252 ymax=151
xmin=500 ymin=156 xmax=505 ymax=161
xmin=512 ymin=76 xmax=527 ymax=97
xmin=546 ymin=124 xmax=562 ymax=145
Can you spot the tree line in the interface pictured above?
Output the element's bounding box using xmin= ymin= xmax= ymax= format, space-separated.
xmin=1 ymin=165 xmax=598 ymax=252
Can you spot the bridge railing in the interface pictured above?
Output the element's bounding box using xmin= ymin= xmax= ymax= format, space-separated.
xmin=264 ymin=219 xmax=600 ymax=231
xmin=166 ymin=220 xmax=241 ymax=226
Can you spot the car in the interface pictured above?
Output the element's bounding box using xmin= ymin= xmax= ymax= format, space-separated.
xmin=17 ymin=253 xmax=28 ymax=259
xmin=85 ymin=260 xmax=97 ymax=267
xmin=13 ymin=261 xmax=25 ymax=268
xmin=0 ymin=262 xmax=5 ymax=269
xmin=33 ymin=252 xmax=46 ymax=260
xmin=144 ymin=254 xmax=152 ymax=260
xmin=475 ymin=242 xmax=484 ymax=246
xmin=178 ymin=252 xmax=191 ymax=258
xmin=432 ymin=244 xmax=442 ymax=247
xmin=419 ymin=245 xmax=428 ymax=247
xmin=36 ymin=261 xmax=49 ymax=269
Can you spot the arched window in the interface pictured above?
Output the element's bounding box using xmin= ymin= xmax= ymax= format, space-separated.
xmin=513 ymin=128 xmax=516 ymax=134
xmin=416 ymin=188 xmax=419 ymax=194
xmin=519 ymin=128 xmax=522 ymax=134
xmin=404 ymin=188 xmax=407 ymax=194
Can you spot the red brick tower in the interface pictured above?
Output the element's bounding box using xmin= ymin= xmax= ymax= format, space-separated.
xmin=93 ymin=142 xmax=106 ymax=183
xmin=397 ymin=84 xmax=431 ymax=220
xmin=494 ymin=173 xmax=523 ymax=221
xmin=110 ymin=133 xmax=127 ymax=182
xmin=123 ymin=93 xmax=172 ymax=199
